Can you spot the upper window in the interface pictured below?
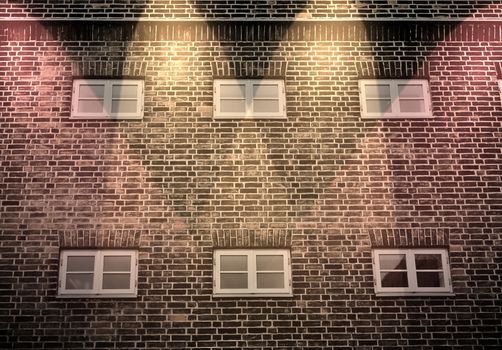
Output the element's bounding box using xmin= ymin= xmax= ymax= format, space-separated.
xmin=372 ymin=248 xmax=452 ymax=296
xmin=359 ymin=79 xmax=432 ymax=119
xmin=213 ymin=249 xmax=292 ymax=296
xmin=71 ymin=79 xmax=144 ymax=119
xmin=213 ymin=79 xmax=286 ymax=119
xmin=58 ymin=249 xmax=138 ymax=297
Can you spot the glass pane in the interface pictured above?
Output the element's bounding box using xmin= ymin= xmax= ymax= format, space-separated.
xmin=253 ymin=84 xmax=278 ymax=98
xmin=220 ymin=255 xmax=247 ymax=271
xmin=103 ymin=256 xmax=131 ymax=272
xmin=366 ymin=99 xmax=391 ymax=114
xmin=220 ymin=99 xmax=246 ymax=113
xmin=253 ymin=100 xmax=279 ymax=113
xmin=66 ymin=273 xmax=93 ymax=290
xmin=380 ymin=271 xmax=408 ymax=288
xmin=67 ymin=256 xmax=94 ymax=272
xmin=111 ymin=100 xmax=138 ymax=114
xmin=112 ymin=84 xmax=138 ymax=99
xmin=257 ymin=273 xmax=284 ymax=289
xmin=77 ymin=100 xmax=105 ymax=113
xmin=220 ymin=273 xmax=248 ymax=289
xmin=220 ymin=84 xmax=246 ymax=98
xmin=379 ymin=254 xmax=407 ymax=270
xmin=415 ymin=254 xmax=443 ymax=270
xmin=364 ymin=84 xmax=390 ymax=98
xmin=398 ymin=84 xmax=424 ymax=98
xmin=102 ymin=273 xmax=131 ymax=289
xmin=399 ymin=99 xmax=425 ymax=113
xmin=256 ymin=255 xmax=284 ymax=271
xmin=417 ymin=272 xmax=444 ymax=288
xmin=78 ymin=84 xmax=105 ymax=99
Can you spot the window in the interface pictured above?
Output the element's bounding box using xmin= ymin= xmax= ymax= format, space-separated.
xmin=359 ymin=79 xmax=432 ymax=119
xmin=213 ymin=79 xmax=286 ymax=119
xmin=71 ymin=79 xmax=144 ymax=119
xmin=214 ymin=249 xmax=292 ymax=296
xmin=372 ymin=248 xmax=452 ymax=296
xmin=59 ymin=249 xmax=138 ymax=297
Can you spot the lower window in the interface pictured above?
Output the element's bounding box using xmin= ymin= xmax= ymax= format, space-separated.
xmin=372 ymin=248 xmax=452 ymax=296
xmin=58 ymin=249 xmax=138 ymax=297
xmin=213 ymin=249 xmax=292 ymax=296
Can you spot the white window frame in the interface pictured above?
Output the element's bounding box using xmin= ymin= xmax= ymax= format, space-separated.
xmin=213 ymin=79 xmax=286 ymax=119
xmin=372 ymin=248 xmax=453 ymax=296
xmin=359 ymin=79 xmax=432 ymax=119
xmin=58 ymin=249 xmax=138 ymax=298
xmin=71 ymin=79 xmax=144 ymax=120
xmin=213 ymin=249 xmax=292 ymax=297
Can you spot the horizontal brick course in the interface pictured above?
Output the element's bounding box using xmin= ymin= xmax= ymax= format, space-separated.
xmin=0 ymin=0 xmax=501 ymax=20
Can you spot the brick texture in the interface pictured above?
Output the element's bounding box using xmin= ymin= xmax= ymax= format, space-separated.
xmin=1 ymin=17 xmax=502 ymax=350
xmin=0 ymin=0 xmax=501 ymax=20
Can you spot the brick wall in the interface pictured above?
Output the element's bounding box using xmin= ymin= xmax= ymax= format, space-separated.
xmin=0 ymin=18 xmax=501 ymax=350
xmin=1 ymin=0 xmax=501 ymax=19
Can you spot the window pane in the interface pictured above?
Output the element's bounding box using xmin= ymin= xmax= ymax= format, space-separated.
xmin=366 ymin=99 xmax=392 ymax=114
xmin=220 ymin=273 xmax=248 ymax=289
xmin=79 ymin=84 xmax=105 ymax=99
xmin=220 ymin=99 xmax=246 ymax=113
xmin=102 ymin=273 xmax=131 ymax=289
xmin=253 ymin=100 xmax=279 ymax=113
xmin=365 ymin=84 xmax=391 ymax=98
xmin=257 ymin=273 xmax=284 ymax=289
xmin=398 ymin=84 xmax=424 ymax=98
xmin=380 ymin=271 xmax=408 ymax=288
xmin=220 ymin=84 xmax=246 ymax=98
xmin=379 ymin=254 xmax=407 ymax=270
xmin=111 ymin=100 xmax=138 ymax=114
xmin=415 ymin=254 xmax=443 ymax=270
xmin=66 ymin=273 xmax=93 ymax=290
xmin=67 ymin=256 xmax=94 ymax=272
xmin=417 ymin=272 xmax=444 ymax=288
xmin=399 ymin=99 xmax=425 ymax=113
xmin=220 ymin=255 xmax=247 ymax=271
xmin=77 ymin=100 xmax=105 ymax=113
xmin=103 ymin=256 xmax=131 ymax=272
xmin=256 ymin=255 xmax=284 ymax=271
xmin=112 ymin=84 xmax=138 ymax=99
xmin=253 ymin=84 xmax=278 ymax=98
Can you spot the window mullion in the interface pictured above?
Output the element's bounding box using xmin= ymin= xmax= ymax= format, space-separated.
xmin=249 ymin=252 xmax=256 ymax=292
xmin=103 ymin=81 xmax=112 ymax=117
xmin=390 ymin=82 xmax=400 ymax=114
xmin=94 ymin=251 xmax=103 ymax=294
xmin=407 ymin=251 xmax=418 ymax=290
xmin=246 ymin=81 xmax=253 ymax=117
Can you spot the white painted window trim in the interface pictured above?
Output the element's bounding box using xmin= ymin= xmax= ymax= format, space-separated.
xmin=372 ymin=248 xmax=453 ymax=296
xmin=213 ymin=79 xmax=286 ymax=119
xmin=213 ymin=249 xmax=292 ymax=297
xmin=58 ymin=249 xmax=138 ymax=298
xmin=359 ymin=79 xmax=432 ymax=119
xmin=71 ymin=79 xmax=144 ymax=120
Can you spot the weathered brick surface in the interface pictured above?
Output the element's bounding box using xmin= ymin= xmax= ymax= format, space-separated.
xmin=0 ymin=18 xmax=502 ymax=350
xmin=0 ymin=0 xmax=501 ymax=20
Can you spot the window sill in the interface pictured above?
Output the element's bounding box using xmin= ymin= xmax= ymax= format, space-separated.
xmin=213 ymin=115 xmax=287 ymax=120
xmin=361 ymin=114 xmax=434 ymax=120
xmin=375 ymin=292 xmax=455 ymax=297
xmin=213 ymin=293 xmax=293 ymax=298
xmin=56 ymin=293 xmax=138 ymax=299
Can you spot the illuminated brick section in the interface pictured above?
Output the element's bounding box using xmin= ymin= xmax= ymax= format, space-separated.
xmin=1 ymin=0 xmax=502 ymax=19
xmin=0 ymin=18 xmax=502 ymax=350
